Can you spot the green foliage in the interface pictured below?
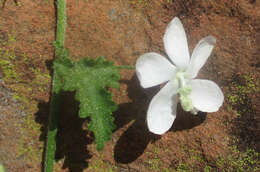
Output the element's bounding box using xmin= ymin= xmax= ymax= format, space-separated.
xmin=0 ymin=46 xmax=18 ymax=81
xmin=54 ymin=52 xmax=120 ymax=150
xmin=203 ymin=166 xmax=212 ymax=172
xmin=148 ymin=158 xmax=161 ymax=171
xmin=88 ymin=158 xmax=118 ymax=172
xmin=0 ymin=164 xmax=5 ymax=172
xmin=44 ymin=0 xmax=67 ymax=170
xmin=227 ymin=74 xmax=259 ymax=115
xmin=216 ymin=147 xmax=259 ymax=171
xmin=177 ymin=163 xmax=190 ymax=171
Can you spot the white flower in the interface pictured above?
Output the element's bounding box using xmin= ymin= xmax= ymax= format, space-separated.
xmin=136 ymin=17 xmax=224 ymax=135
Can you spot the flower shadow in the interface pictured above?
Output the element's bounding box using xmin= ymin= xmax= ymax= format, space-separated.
xmin=171 ymin=105 xmax=207 ymax=132
xmin=113 ymin=74 xmax=161 ymax=163
xmin=114 ymin=75 xmax=206 ymax=163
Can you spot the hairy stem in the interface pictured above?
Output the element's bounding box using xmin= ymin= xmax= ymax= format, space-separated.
xmin=44 ymin=0 xmax=66 ymax=171
xmin=55 ymin=0 xmax=66 ymax=46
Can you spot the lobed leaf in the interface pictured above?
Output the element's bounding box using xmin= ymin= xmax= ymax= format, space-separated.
xmin=54 ymin=56 xmax=120 ymax=150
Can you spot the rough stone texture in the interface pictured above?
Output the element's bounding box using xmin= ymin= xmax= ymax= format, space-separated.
xmin=0 ymin=80 xmax=36 ymax=171
xmin=0 ymin=0 xmax=259 ymax=171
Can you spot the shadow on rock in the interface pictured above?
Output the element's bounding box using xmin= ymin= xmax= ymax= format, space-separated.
xmin=34 ymin=101 xmax=51 ymax=171
xmin=114 ymin=75 xmax=160 ymax=163
xmin=171 ymin=105 xmax=206 ymax=132
xmin=114 ymin=75 xmax=206 ymax=163
xmin=227 ymin=74 xmax=259 ymax=152
xmin=35 ymin=91 xmax=92 ymax=172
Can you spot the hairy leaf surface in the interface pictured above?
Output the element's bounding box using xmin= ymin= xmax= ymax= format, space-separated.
xmin=54 ymin=56 xmax=120 ymax=150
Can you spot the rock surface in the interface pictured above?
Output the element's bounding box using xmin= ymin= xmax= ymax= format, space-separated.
xmin=0 ymin=0 xmax=259 ymax=171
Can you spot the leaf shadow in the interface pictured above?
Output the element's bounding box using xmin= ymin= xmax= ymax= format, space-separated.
xmin=113 ymin=74 xmax=206 ymax=163
xmin=35 ymin=91 xmax=92 ymax=172
xmin=55 ymin=91 xmax=93 ymax=171
xmin=35 ymin=1 xmax=93 ymax=171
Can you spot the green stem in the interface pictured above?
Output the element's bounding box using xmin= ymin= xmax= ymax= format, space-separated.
xmin=116 ymin=65 xmax=135 ymax=70
xmin=0 ymin=164 xmax=5 ymax=172
xmin=44 ymin=0 xmax=66 ymax=171
xmin=56 ymin=0 xmax=66 ymax=46
xmin=44 ymin=90 xmax=60 ymax=172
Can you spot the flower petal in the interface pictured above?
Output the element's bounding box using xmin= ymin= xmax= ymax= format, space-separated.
xmin=190 ymin=79 xmax=224 ymax=112
xmin=187 ymin=36 xmax=216 ymax=78
xmin=147 ymin=79 xmax=179 ymax=135
xmin=163 ymin=17 xmax=190 ymax=69
xmin=136 ymin=52 xmax=176 ymax=88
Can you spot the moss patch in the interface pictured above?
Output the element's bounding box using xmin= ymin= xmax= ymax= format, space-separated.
xmin=227 ymin=74 xmax=259 ymax=116
xmin=0 ymin=32 xmax=51 ymax=162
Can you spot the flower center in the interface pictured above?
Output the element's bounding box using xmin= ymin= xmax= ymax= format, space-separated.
xmin=176 ymin=71 xmax=196 ymax=113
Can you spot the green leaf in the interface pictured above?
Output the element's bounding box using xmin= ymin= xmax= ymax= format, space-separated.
xmin=0 ymin=164 xmax=5 ymax=172
xmin=54 ymin=56 xmax=120 ymax=150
